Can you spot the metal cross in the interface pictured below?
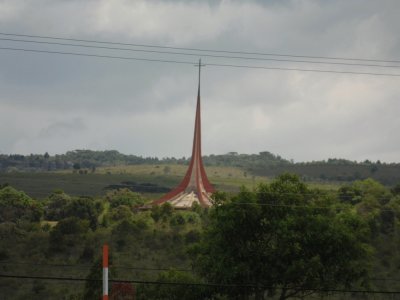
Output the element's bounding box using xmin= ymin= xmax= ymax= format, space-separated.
xmin=195 ymin=59 xmax=206 ymax=88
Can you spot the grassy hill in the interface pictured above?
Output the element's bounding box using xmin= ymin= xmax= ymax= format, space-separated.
xmin=2 ymin=150 xmax=400 ymax=187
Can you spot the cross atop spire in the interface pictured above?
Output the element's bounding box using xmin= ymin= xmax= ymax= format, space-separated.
xmin=196 ymin=59 xmax=205 ymax=94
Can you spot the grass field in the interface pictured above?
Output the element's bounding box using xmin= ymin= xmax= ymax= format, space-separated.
xmin=95 ymin=164 xmax=269 ymax=191
xmin=0 ymin=164 xmax=340 ymax=199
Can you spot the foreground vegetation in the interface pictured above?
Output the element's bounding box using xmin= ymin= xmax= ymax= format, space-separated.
xmin=1 ymin=174 xmax=400 ymax=299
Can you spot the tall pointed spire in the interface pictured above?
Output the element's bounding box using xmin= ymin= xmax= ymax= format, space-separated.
xmin=153 ymin=60 xmax=215 ymax=208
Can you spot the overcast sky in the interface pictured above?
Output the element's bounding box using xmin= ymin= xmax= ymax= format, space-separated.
xmin=0 ymin=0 xmax=399 ymax=162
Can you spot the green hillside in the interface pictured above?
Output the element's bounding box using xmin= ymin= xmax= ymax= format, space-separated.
xmin=2 ymin=150 xmax=399 ymax=186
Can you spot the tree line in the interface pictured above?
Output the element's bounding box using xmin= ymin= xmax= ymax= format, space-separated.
xmin=1 ymin=149 xmax=400 ymax=185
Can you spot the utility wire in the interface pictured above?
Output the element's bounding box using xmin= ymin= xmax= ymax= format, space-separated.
xmin=2 ymin=263 xmax=399 ymax=282
xmin=206 ymin=62 xmax=400 ymax=77
xmin=1 ymin=274 xmax=400 ymax=294
xmin=5 ymin=262 xmax=400 ymax=282
xmin=1 ymin=31 xmax=399 ymax=64
xmin=1 ymin=46 xmax=399 ymax=77
xmin=0 ymin=261 xmax=191 ymax=272
xmin=1 ymin=37 xmax=399 ymax=69
xmin=0 ymin=46 xmax=193 ymax=64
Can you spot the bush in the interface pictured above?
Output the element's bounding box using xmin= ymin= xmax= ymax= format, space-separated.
xmin=49 ymin=217 xmax=90 ymax=251
xmin=65 ymin=196 xmax=101 ymax=230
xmin=170 ymin=213 xmax=186 ymax=226
xmin=137 ymin=270 xmax=208 ymax=300
xmin=106 ymin=188 xmax=145 ymax=208
xmin=185 ymin=229 xmax=201 ymax=244
xmin=151 ymin=202 xmax=174 ymax=222
xmin=110 ymin=205 xmax=133 ymax=221
xmin=0 ymin=186 xmax=43 ymax=223
xmin=45 ymin=191 xmax=72 ymax=221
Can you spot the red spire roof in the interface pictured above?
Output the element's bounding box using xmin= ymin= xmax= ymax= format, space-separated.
xmin=153 ymin=60 xmax=214 ymax=208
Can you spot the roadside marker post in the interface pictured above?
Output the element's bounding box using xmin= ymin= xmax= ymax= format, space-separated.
xmin=103 ymin=244 xmax=109 ymax=300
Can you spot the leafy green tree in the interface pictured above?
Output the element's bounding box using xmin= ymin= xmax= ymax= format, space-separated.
xmin=191 ymin=201 xmax=203 ymax=214
xmin=151 ymin=205 xmax=162 ymax=222
xmin=170 ymin=213 xmax=186 ymax=226
xmin=45 ymin=190 xmax=72 ymax=220
xmin=137 ymin=269 xmax=208 ymax=300
xmin=161 ymin=202 xmax=173 ymax=217
xmin=65 ymin=196 xmax=101 ymax=230
xmin=391 ymin=183 xmax=400 ymax=196
xmin=106 ymin=188 xmax=145 ymax=208
xmin=49 ymin=217 xmax=90 ymax=252
xmin=353 ymin=178 xmax=391 ymax=205
xmin=211 ymin=191 xmax=228 ymax=206
xmin=110 ymin=204 xmax=133 ymax=221
xmin=185 ymin=229 xmax=201 ymax=244
xmin=192 ymin=174 xmax=372 ymax=300
xmin=338 ymin=185 xmax=363 ymax=205
xmin=345 ymin=179 xmax=394 ymax=235
xmin=0 ymin=186 xmax=43 ymax=222
xmin=151 ymin=202 xmax=174 ymax=222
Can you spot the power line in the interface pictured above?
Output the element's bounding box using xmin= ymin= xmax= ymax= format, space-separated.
xmin=206 ymin=62 xmax=400 ymax=77
xmin=2 ymin=262 xmax=400 ymax=283
xmin=0 ymin=261 xmax=192 ymax=272
xmin=0 ymin=46 xmax=193 ymax=64
xmin=1 ymin=274 xmax=400 ymax=294
xmin=1 ymin=37 xmax=400 ymax=69
xmin=1 ymin=46 xmax=400 ymax=77
xmin=1 ymin=31 xmax=399 ymax=64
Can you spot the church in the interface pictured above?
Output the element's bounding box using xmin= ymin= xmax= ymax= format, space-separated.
xmin=152 ymin=60 xmax=215 ymax=208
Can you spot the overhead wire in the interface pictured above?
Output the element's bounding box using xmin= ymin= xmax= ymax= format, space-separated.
xmin=0 ymin=32 xmax=400 ymax=77
xmin=0 ymin=46 xmax=193 ymax=65
xmin=1 ymin=37 xmax=399 ymax=69
xmin=206 ymin=62 xmax=400 ymax=76
xmin=0 ymin=261 xmax=191 ymax=272
xmin=2 ymin=262 xmax=399 ymax=283
xmin=2 ymin=261 xmax=400 ymax=283
xmin=1 ymin=274 xmax=400 ymax=294
xmin=1 ymin=31 xmax=399 ymax=64
xmin=1 ymin=46 xmax=399 ymax=77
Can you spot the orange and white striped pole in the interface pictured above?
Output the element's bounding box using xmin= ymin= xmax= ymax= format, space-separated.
xmin=103 ymin=244 xmax=109 ymax=300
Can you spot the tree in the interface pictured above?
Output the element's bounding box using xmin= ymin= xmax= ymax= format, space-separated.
xmin=45 ymin=190 xmax=72 ymax=220
xmin=65 ymin=197 xmax=101 ymax=230
xmin=137 ymin=269 xmax=208 ymax=300
xmin=391 ymin=183 xmax=400 ymax=196
xmin=49 ymin=217 xmax=90 ymax=252
xmin=192 ymin=174 xmax=372 ymax=300
xmin=0 ymin=186 xmax=43 ymax=222
xmin=106 ymin=188 xmax=144 ymax=208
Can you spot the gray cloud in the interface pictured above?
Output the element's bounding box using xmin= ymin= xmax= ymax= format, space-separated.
xmin=0 ymin=0 xmax=399 ymax=162
xmin=38 ymin=117 xmax=85 ymax=138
